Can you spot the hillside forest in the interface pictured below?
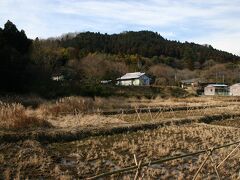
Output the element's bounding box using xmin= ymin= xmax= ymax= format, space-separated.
xmin=1 ymin=20 xmax=240 ymax=97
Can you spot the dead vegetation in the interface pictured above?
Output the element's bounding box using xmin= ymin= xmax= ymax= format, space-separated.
xmin=39 ymin=96 xmax=96 ymax=116
xmin=1 ymin=95 xmax=240 ymax=179
xmin=1 ymin=95 xmax=240 ymax=130
xmin=2 ymin=124 xmax=240 ymax=179
xmin=0 ymin=102 xmax=51 ymax=129
xmin=0 ymin=140 xmax=72 ymax=179
xmin=47 ymin=123 xmax=240 ymax=179
xmin=210 ymin=118 xmax=240 ymax=128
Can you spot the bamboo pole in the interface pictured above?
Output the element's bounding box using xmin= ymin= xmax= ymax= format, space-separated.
xmin=210 ymin=155 xmax=220 ymax=180
xmin=148 ymin=107 xmax=153 ymax=121
xmin=87 ymin=140 xmax=240 ymax=179
xmin=135 ymin=109 xmax=142 ymax=121
xmin=193 ymin=149 xmax=213 ymax=180
xmin=217 ymin=142 xmax=240 ymax=168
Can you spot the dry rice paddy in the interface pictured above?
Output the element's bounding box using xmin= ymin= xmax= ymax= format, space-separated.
xmin=1 ymin=96 xmax=240 ymax=179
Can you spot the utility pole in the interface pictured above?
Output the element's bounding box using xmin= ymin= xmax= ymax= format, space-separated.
xmin=216 ymin=72 xmax=218 ymax=83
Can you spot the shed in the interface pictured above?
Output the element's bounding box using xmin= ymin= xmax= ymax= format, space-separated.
xmin=204 ymin=84 xmax=229 ymax=96
xmin=116 ymin=72 xmax=150 ymax=86
xmin=180 ymin=78 xmax=201 ymax=89
xmin=230 ymin=83 xmax=240 ymax=96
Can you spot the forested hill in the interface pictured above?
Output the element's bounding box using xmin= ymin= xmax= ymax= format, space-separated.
xmin=60 ymin=31 xmax=240 ymax=68
xmin=1 ymin=20 xmax=240 ymax=96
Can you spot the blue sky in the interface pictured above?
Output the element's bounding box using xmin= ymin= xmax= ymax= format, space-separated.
xmin=0 ymin=0 xmax=240 ymax=55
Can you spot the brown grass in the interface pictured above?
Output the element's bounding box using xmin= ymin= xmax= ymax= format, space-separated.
xmin=48 ymin=114 xmax=126 ymax=128
xmin=46 ymin=123 xmax=240 ymax=179
xmin=0 ymin=140 xmax=72 ymax=179
xmin=1 ymin=96 xmax=240 ymax=178
xmin=0 ymin=102 xmax=51 ymax=129
xmin=2 ymin=95 xmax=240 ymax=130
xmin=39 ymin=96 xmax=95 ymax=116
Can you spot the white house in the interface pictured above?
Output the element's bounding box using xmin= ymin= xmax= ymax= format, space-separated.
xmin=204 ymin=84 xmax=229 ymax=96
xmin=116 ymin=72 xmax=150 ymax=86
xmin=230 ymin=83 xmax=240 ymax=96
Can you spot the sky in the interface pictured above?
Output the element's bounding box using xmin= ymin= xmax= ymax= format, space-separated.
xmin=0 ymin=0 xmax=240 ymax=55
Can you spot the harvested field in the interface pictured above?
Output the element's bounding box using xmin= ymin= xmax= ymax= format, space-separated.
xmin=47 ymin=123 xmax=240 ymax=179
xmin=1 ymin=96 xmax=240 ymax=179
xmin=1 ymin=124 xmax=240 ymax=179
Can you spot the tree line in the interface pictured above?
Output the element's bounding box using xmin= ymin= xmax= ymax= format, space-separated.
xmin=59 ymin=31 xmax=239 ymax=69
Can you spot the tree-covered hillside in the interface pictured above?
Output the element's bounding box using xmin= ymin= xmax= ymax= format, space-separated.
xmin=60 ymin=31 xmax=239 ymax=70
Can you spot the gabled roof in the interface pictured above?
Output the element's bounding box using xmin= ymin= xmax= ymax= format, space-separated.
xmin=206 ymin=84 xmax=228 ymax=87
xmin=117 ymin=72 xmax=146 ymax=80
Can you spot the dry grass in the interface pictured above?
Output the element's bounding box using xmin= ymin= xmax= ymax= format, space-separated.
xmin=39 ymin=96 xmax=95 ymax=116
xmin=2 ymin=123 xmax=240 ymax=179
xmin=1 ymin=96 xmax=240 ymax=178
xmin=0 ymin=102 xmax=51 ymax=129
xmin=210 ymin=118 xmax=240 ymax=128
xmin=46 ymin=123 xmax=240 ymax=179
xmin=118 ymin=105 xmax=240 ymax=123
xmin=1 ymin=95 xmax=240 ymax=130
xmin=48 ymin=114 xmax=126 ymax=128
xmin=0 ymin=140 xmax=72 ymax=179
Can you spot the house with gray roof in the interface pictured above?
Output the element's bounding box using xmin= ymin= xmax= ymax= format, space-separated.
xmin=204 ymin=84 xmax=229 ymax=96
xmin=116 ymin=72 xmax=150 ymax=86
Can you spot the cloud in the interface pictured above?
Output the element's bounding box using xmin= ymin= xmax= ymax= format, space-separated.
xmin=0 ymin=0 xmax=239 ymax=54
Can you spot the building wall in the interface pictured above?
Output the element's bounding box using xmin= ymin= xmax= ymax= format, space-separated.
xmin=132 ymin=79 xmax=139 ymax=86
xmin=230 ymin=85 xmax=240 ymax=96
xmin=119 ymin=80 xmax=133 ymax=86
xmin=204 ymin=87 xmax=215 ymax=95
xmin=204 ymin=86 xmax=229 ymax=96
xmin=120 ymin=79 xmax=141 ymax=86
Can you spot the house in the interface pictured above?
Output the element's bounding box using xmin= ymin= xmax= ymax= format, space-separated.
xmin=230 ymin=83 xmax=240 ymax=96
xmin=180 ymin=78 xmax=201 ymax=89
xmin=204 ymin=84 xmax=229 ymax=96
xmin=116 ymin=72 xmax=150 ymax=86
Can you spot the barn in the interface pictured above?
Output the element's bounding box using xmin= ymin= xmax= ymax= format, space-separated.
xmin=204 ymin=84 xmax=229 ymax=96
xmin=116 ymin=72 xmax=150 ymax=86
xmin=230 ymin=83 xmax=240 ymax=96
